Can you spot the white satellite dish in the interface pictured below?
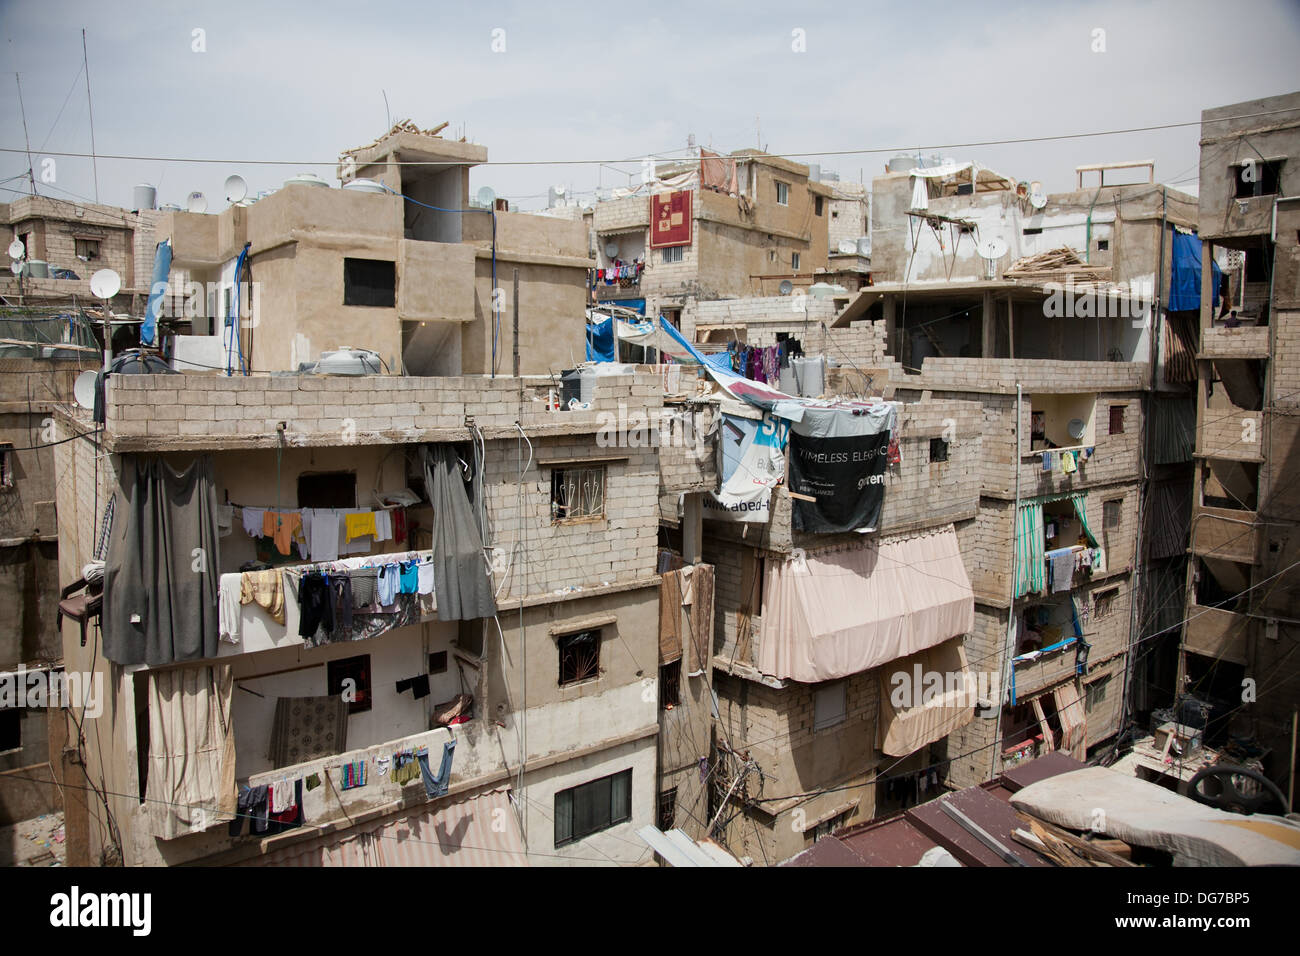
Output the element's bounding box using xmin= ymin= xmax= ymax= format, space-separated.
xmin=224 ymin=175 xmax=248 ymax=204
xmin=977 ymin=237 xmax=1008 ymax=260
xmin=10 ymin=260 xmax=22 ymax=275
xmin=89 ymin=268 xmax=121 ymax=299
xmin=837 ymin=239 xmax=858 ymax=255
xmin=186 ymin=191 xmax=208 ymax=213
xmin=778 ymin=279 xmax=794 ymax=296
xmin=1067 ymin=418 xmax=1086 ymax=441
xmin=7 ymin=238 xmax=24 ymax=260
xmin=604 ymin=240 xmax=620 ymax=258
xmin=476 ymin=185 xmax=496 ymax=208
xmin=552 ymin=184 xmax=566 ymax=197
xmin=74 ymin=370 xmax=98 ymax=410
xmin=1029 ymin=181 xmax=1046 ymax=209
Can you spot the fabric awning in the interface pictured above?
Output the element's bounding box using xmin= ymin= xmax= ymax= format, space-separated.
xmin=757 ymin=525 xmax=974 ymax=683
xmin=237 ymin=788 xmax=527 ymax=867
xmin=876 ymin=636 xmax=977 ymax=757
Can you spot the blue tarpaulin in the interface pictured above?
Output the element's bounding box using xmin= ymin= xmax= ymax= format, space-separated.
xmin=585 ymin=315 xmax=615 ymax=362
xmin=1167 ymin=231 xmax=1221 ymax=313
xmin=142 ymin=239 xmax=172 ymax=346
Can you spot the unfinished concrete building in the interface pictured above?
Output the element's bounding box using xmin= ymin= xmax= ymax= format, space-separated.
xmin=589 ymin=151 xmax=837 ymax=335
xmin=50 ymin=362 xmax=718 ymax=866
xmin=1169 ymin=91 xmax=1300 ymax=803
xmin=149 ymin=123 xmax=592 ymax=378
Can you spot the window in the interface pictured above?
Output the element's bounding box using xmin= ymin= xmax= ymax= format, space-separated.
xmin=0 ymin=442 xmax=14 ymax=490
xmin=551 ymin=465 xmax=605 ymax=521
xmin=1022 ymin=227 xmax=1043 ymax=236
xmin=1093 ymin=585 xmax=1119 ymax=618
xmin=343 ymin=257 xmax=396 ymax=307
xmin=1233 ymin=159 xmax=1283 ymax=199
xmin=428 ymin=651 xmax=448 ymax=674
xmin=298 ymin=471 xmax=356 ymax=509
xmin=811 ymin=811 xmax=850 ymax=842
xmin=791 ymin=252 xmax=801 ymax=270
xmin=657 ymin=788 xmax=677 ymax=831
xmin=554 ymin=768 xmax=632 ymax=847
xmin=813 ymin=682 xmax=847 ymax=731
xmin=814 ymin=196 xmax=824 ymax=216
xmin=0 ymin=708 xmax=19 ymax=752
xmin=1109 ymin=404 xmax=1125 ymax=435
xmin=768 ymin=250 xmax=777 ymax=263
xmin=661 ymin=246 xmax=684 ymax=264
xmin=928 ymin=437 xmax=949 ymax=463
xmin=558 ymin=629 xmax=601 ymax=685
xmin=75 ymin=238 xmax=101 ymax=261
xmin=775 ymin=181 xmax=789 ymax=205
xmin=1085 ymin=674 xmax=1111 ymax=713
xmin=327 ymin=655 xmax=372 ymax=714
xmin=1103 ymin=498 xmax=1122 ymax=529
xmin=1096 ymin=239 xmax=1109 ymax=251
xmin=659 ymin=660 xmax=681 ymax=709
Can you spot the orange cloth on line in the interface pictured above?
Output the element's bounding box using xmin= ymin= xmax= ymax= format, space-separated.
xmin=345 ymin=511 xmax=377 ymax=542
xmin=262 ymin=510 xmax=303 ymax=556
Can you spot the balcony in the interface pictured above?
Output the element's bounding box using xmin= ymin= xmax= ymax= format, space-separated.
xmin=1190 ymin=506 xmax=1260 ymax=564
xmin=1197 ymin=410 xmax=1264 ymax=463
xmin=1200 ymin=325 xmax=1269 ymax=361
xmin=1181 ymin=604 xmax=1250 ymax=665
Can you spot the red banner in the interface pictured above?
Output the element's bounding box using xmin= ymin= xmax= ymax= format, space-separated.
xmin=650 ymin=190 xmax=692 ymax=248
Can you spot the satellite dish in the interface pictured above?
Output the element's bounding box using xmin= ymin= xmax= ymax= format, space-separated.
xmin=7 ymin=238 xmax=24 ymax=260
xmin=837 ymin=239 xmax=858 ymax=255
xmin=476 ymin=185 xmax=496 ymax=208
xmin=1067 ymin=418 xmax=1086 ymax=441
xmin=778 ymin=279 xmax=794 ymax=296
xmin=224 ymin=175 xmax=248 ymax=204
xmin=186 ymin=191 xmax=208 ymax=213
xmin=74 ymin=370 xmax=98 ymax=410
xmin=604 ymin=241 xmax=620 ymax=258
xmin=1029 ymin=181 xmax=1046 ymax=209
xmin=553 ymin=184 xmax=566 ymax=197
xmin=978 ymin=237 xmax=1008 ymax=260
xmin=10 ymin=260 xmax=22 ymax=275
xmin=89 ymin=268 xmax=121 ymax=299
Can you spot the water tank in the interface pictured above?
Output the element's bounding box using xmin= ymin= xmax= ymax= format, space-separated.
xmin=808 ymin=163 xmax=821 ymax=183
xmin=26 ymin=259 xmax=49 ymax=278
xmin=888 ymin=155 xmax=918 ymax=173
xmin=133 ymin=184 xmax=157 ymax=211
xmin=341 ymin=178 xmax=386 ymax=194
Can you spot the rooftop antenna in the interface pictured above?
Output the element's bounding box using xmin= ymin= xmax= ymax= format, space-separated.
xmin=82 ymin=28 xmax=99 ymax=203
xmin=13 ymin=73 xmax=35 ymax=195
xmin=382 ymin=89 xmax=391 ymax=130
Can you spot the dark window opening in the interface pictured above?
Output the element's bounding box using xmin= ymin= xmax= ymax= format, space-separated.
xmin=0 ymin=708 xmax=20 ymax=752
xmin=327 ymin=655 xmax=372 ymax=714
xmin=1233 ymin=159 xmax=1283 ymax=199
xmin=928 ymin=437 xmax=949 ymax=463
xmin=343 ymin=257 xmax=396 ymax=307
xmin=1097 ymin=239 xmax=1109 ymax=251
xmin=554 ymin=768 xmax=632 ymax=847
xmin=559 ymin=629 xmax=601 ymax=685
xmin=297 ymin=471 xmax=357 ymax=509
xmin=75 ymin=238 xmax=101 ymax=261
xmin=1022 ymin=227 xmax=1043 ymax=236
xmin=955 ymin=182 xmax=974 ymax=196
xmin=657 ymin=787 xmax=677 ymax=831
xmin=428 ymin=651 xmax=448 ymax=674
xmin=0 ymin=442 xmax=14 ymax=489
xmin=659 ymin=660 xmax=681 ymax=709
xmin=814 ymin=196 xmax=824 ymax=216
xmin=1109 ymin=405 xmax=1125 ymax=435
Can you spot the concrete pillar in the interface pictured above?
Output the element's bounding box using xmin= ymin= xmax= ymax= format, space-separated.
xmin=1007 ymin=296 xmax=1015 ymax=358
xmin=981 ymin=290 xmax=995 ymax=357
xmin=882 ymin=294 xmax=897 ymax=358
xmin=56 ymin=714 xmax=91 ymax=867
xmin=682 ymin=493 xmax=703 ymax=565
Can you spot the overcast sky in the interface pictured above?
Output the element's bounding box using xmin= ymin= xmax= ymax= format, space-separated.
xmin=2 ymin=0 xmax=1299 ymax=216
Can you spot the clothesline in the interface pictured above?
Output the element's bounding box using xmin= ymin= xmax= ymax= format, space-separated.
xmin=225 ymin=503 xmax=411 ymax=563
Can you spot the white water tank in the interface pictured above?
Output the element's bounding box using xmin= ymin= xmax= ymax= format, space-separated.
xmin=133 ymin=184 xmax=157 ymax=211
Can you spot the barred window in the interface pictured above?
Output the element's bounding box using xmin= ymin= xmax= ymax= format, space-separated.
xmin=551 ymin=466 xmax=605 ymax=521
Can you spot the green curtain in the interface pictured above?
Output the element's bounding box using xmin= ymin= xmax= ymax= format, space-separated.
xmin=1015 ymin=502 xmax=1045 ymax=597
xmin=1071 ymin=493 xmax=1099 ymax=548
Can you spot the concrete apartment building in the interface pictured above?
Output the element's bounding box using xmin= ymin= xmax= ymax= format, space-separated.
xmin=834 ymin=158 xmax=1214 ymax=791
xmin=589 ymin=151 xmax=837 ymax=335
xmin=1172 ymin=91 xmax=1300 ymax=799
xmin=51 ymin=365 xmax=717 ymax=866
xmin=151 ymin=123 xmax=592 ymax=378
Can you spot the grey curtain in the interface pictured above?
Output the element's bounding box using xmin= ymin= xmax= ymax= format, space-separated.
xmin=103 ymin=455 xmax=221 ymax=666
xmin=422 ymin=444 xmax=497 ymax=621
